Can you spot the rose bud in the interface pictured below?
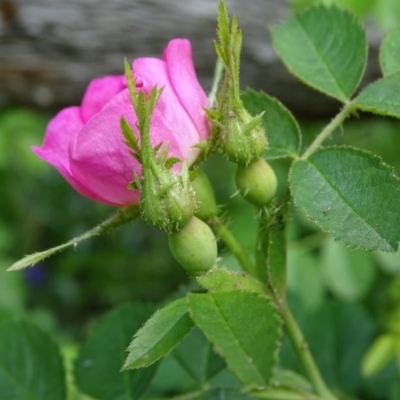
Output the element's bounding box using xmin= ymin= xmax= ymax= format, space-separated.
xmin=235 ymin=158 xmax=277 ymax=207
xmin=168 ymin=216 xmax=217 ymax=277
xmin=32 ymin=39 xmax=211 ymax=207
xmin=191 ymin=169 xmax=218 ymax=221
xmin=220 ymin=108 xmax=267 ymax=165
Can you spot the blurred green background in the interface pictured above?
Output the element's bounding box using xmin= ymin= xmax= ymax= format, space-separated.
xmin=2 ymin=105 xmax=400 ymax=398
xmin=2 ymin=0 xmax=400 ymax=398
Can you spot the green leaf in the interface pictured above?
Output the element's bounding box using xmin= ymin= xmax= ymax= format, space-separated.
xmin=0 ymin=259 xmax=25 ymax=313
xmin=197 ymin=268 xmax=268 ymax=295
xmin=281 ymin=301 xmax=375 ymax=391
xmin=271 ymin=368 xmax=313 ymax=393
xmin=216 ymin=1 xmax=230 ymax=56
xmin=123 ymin=298 xmax=194 ymax=370
xmin=374 ymin=0 xmax=400 ymax=31
xmin=380 ymin=26 xmax=400 ymax=76
xmin=250 ymin=388 xmax=321 ymax=400
xmin=292 ymin=0 xmax=376 ymax=16
xmin=290 ymin=147 xmax=400 ymax=251
xmin=375 ymin=251 xmax=400 ymax=275
xmin=202 ymin=387 xmax=254 ymax=399
xmin=187 ymin=291 xmax=281 ymax=388
xmin=271 ymin=5 xmax=367 ymax=102
xmin=362 ymin=333 xmax=396 ymax=377
xmin=242 ymin=90 xmax=301 ymax=159
xmin=75 ymin=303 xmax=157 ymax=400
xmin=0 ymin=320 xmax=66 ymax=400
xmin=171 ymin=327 xmax=225 ymax=385
xmin=321 ymin=238 xmax=376 ymax=302
xmin=287 ymin=247 xmax=324 ymax=313
xmin=354 ymin=73 xmax=400 ymax=118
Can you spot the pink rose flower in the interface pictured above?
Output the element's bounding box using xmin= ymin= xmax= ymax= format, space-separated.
xmin=33 ymin=39 xmax=211 ymax=206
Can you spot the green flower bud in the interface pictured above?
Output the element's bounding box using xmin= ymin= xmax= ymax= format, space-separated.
xmin=220 ymin=109 xmax=267 ymax=165
xmin=140 ymin=163 xmax=198 ymax=233
xmin=235 ymin=158 xmax=277 ymax=206
xmin=120 ymin=64 xmax=200 ymax=233
xmin=168 ymin=216 xmax=217 ymax=277
xmin=192 ymin=169 xmax=218 ymax=221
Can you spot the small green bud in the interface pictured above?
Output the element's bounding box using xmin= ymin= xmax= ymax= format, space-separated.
xmin=235 ymin=158 xmax=277 ymax=206
xmin=168 ymin=216 xmax=217 ymax=277
xmin=220 ymin=109 xmax=267 ymax=165
xmin=192 ymin=169 xmax=218 ymax=220
xmin=121 ymin=64 xmax=198 ymax=233
xmin=140 ymin=162 xmax=198 ymax=233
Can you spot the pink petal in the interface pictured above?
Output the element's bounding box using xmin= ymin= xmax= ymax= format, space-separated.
xmin=32 ymin=107 xmax=105 ymax=202
xmin=133 ymin=57 xmax=200 ymax=164
xmin=69 ymin=90 xmax=140 ymax=205
xmin=163 ymin=39 xmax=211 ymax=141
xmin=80 ymin=75 xmax=126 ymax=124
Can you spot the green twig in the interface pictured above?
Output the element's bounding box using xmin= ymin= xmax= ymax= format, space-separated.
xmin=280 ymin=303 xmax=337 ymax=400
xmin=210 ymin=217 xmax=261 ymax=280
xmin=8 ymin=206 xmax=140 ymax=271
xmin=301 ymin=101 xmax=355 ymax=160
xmin=255 ymin=200 xmax=337 ymax=399
xmin=208 ymin=58 xmax=224 ymax=108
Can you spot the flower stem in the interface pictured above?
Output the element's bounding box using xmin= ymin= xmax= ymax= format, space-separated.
xmin=280 ymin=302 xmax=337 ymax=400
xmin=211 ymin=209 xmax=337 ymax=398
xmin=210 ymin=217 xmax=261 ymax=280
xmin=301 ymin=101 xmax=355 ymax=160
xmin=208 ymin=58 xmax=224 ymax=108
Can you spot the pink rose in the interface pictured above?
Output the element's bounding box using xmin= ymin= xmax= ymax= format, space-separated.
xmin=33 ymin=39 xmax=211 ymax=206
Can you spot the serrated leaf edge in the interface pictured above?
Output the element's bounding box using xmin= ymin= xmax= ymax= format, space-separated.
xmin=122 ymin=298 xmax=194 ymax=370
xmin=354 ymin=72 xmax=400 ymax=119
xmin=289 ymin=145 xmax=400 ymax=252
xmin=187 ymin=291 xmax=282 ymax=389
xmin=242 ymin=88 xmax=302 ymax=158
xmin=270 ymin=4 xmax=367 ymax=103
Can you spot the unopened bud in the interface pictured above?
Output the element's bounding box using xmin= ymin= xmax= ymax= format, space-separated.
xmin=192 ymin=169 xmax=218 ymax=220
xmin=140 ymin=162 xmax=198 ymax=233
xmin=220 ymin=109 xmax=267 ymax=165
xmin=168 ymin=216 xmax=217 ymax=277
xmin=235 ymin=158 xmax=277 ymax=206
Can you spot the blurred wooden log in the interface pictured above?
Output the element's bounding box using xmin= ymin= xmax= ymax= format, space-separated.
xmin=0 ymin=0 xmax=384 ymax=116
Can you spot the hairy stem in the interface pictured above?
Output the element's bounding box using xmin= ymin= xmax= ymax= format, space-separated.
xmin=301 ymin=101 xmax=355 ymax=160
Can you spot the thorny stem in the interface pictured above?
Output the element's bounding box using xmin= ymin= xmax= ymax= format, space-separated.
xmin=301 ymin=101 xmax=356 ymax=160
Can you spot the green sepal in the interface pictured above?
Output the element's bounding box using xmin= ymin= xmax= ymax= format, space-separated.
xmin=123 ymin=59 xmax=198 ymax=233
xmin=214 ymin=1 xmax=267 ymax=165
xmin=164 ymin=156 xmax=181 ymax=170
xmin=120 ymin=116 xmax=141 ymax=163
